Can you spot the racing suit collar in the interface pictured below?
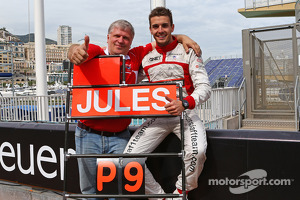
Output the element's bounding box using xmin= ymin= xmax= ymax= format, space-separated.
xmin=155 ymin=36 xmax=178 ymax=54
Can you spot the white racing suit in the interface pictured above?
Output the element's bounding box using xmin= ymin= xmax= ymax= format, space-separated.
xmin=124 ymin=38 xmax=211 ymax=199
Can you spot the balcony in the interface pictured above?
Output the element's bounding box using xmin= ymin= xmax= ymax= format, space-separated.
xmin=238 ymin=0 xmax=296 ymax=18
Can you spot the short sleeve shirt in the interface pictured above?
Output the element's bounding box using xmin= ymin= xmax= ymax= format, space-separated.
xmin=79 ymin=43 xmax=153 ymax=132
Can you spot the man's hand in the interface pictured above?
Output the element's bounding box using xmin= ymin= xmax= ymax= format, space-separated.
xmin=68 ymin=35 xmax=90 ymax=65
xmin=175 ymin=34 xmax=201 ymax=57
xmin=164 ymin=95 xmax=185 ymax=116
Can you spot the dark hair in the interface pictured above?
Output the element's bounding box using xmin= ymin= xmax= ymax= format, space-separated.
xmin=108 ymin=19 xmax=135 ymax=37
xmin=149 ymin=7 xmax=173 ymax=26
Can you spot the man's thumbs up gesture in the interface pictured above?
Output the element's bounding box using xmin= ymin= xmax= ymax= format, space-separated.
xmin=68 ymin=35 xmax=90 ymax=65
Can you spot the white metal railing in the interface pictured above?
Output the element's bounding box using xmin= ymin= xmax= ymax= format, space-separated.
xmin=0 ymin=95 xmax=66 ymax=122
xmin=200 ymin=87 xmax=242 ymax=129
xmin=0 ymin=87 xmax=243 ymax=128
xmin=244 ymin=0 xmax=296 ymax=9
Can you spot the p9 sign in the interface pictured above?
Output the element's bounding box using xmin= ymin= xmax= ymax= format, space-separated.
xmin=96 ymin=158 xmax=145 ymax=195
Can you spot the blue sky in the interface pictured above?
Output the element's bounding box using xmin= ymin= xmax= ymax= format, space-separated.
xmin=0 ymin=0 xmax=295 ymax=60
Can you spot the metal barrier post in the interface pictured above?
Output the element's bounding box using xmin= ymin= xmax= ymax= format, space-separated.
xmin=63 ymin=61 xmax=73 ymax=200
xmin=178 ymin=82 xmax=186 ymax=200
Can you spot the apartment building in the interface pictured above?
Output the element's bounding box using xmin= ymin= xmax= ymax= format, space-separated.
xmin=57 ymin=25 xmax=72 ymax=45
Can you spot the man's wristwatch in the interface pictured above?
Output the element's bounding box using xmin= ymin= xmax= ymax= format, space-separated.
xmin=182 ymin=100 xmax=189 ymax=110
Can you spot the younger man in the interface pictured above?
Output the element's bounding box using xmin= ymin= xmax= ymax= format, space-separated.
xmin=124 ymin=8 xmax=211 ymax=200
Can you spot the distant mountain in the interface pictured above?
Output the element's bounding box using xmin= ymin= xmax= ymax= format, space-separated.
xmin=0 ymin=28 xmax=57 ymax=45
xmin=15 ymin=33 xmax=57 ymax=45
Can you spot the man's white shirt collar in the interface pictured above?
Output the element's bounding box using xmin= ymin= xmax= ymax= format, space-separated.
xmin=105 ymin=48 xmax=130 ymax=60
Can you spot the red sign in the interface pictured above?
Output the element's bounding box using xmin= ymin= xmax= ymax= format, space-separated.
xmin=97 ymin=158 xmax=145 ymax=194
xmin=71 ymin=84 xmax=177 ymax=118
xmin=73 ymin=56 xmax=121 ymax=86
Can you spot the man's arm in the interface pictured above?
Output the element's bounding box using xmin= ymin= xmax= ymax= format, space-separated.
xmin=174 ymin=34 xmax=201 ymax=57
xmin=149 ymin=34 xmax=201 ymax=57
xmin=188 ymin=54 xmax=211 ymax=106
xmin=164 ymin=52 xmax=210 ymax=116
xmin=68 ymin=36 xmax=90 ymax=65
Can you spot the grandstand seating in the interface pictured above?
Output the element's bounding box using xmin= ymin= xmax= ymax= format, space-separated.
xmin=204 ymin=58 xmax=243 ymax=88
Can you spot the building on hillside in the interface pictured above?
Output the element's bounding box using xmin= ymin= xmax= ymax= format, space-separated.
xmin=0 ymin=41 xmax=35 ymax=87
xmin=0 ymin=29 xmax=71 ymax=87
xmin=57 ymin=25 xmax=72 ymax=45
xmin=0 ymin=29 xmax=32 ymax=87
xmin=12 ymin=42 xmax=26 ymax=75
xmin=0 ymin=42 xmax=13 ymax=78
xmin=24 ymin=42 xmax=71 ymax=72
xmin=0 ymin=29 xmax=23 ymax=76
xmin=0 ymin=42 xmax=71 ymax=87
xmin=0 ymin=41 xmax=28 ymax=85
